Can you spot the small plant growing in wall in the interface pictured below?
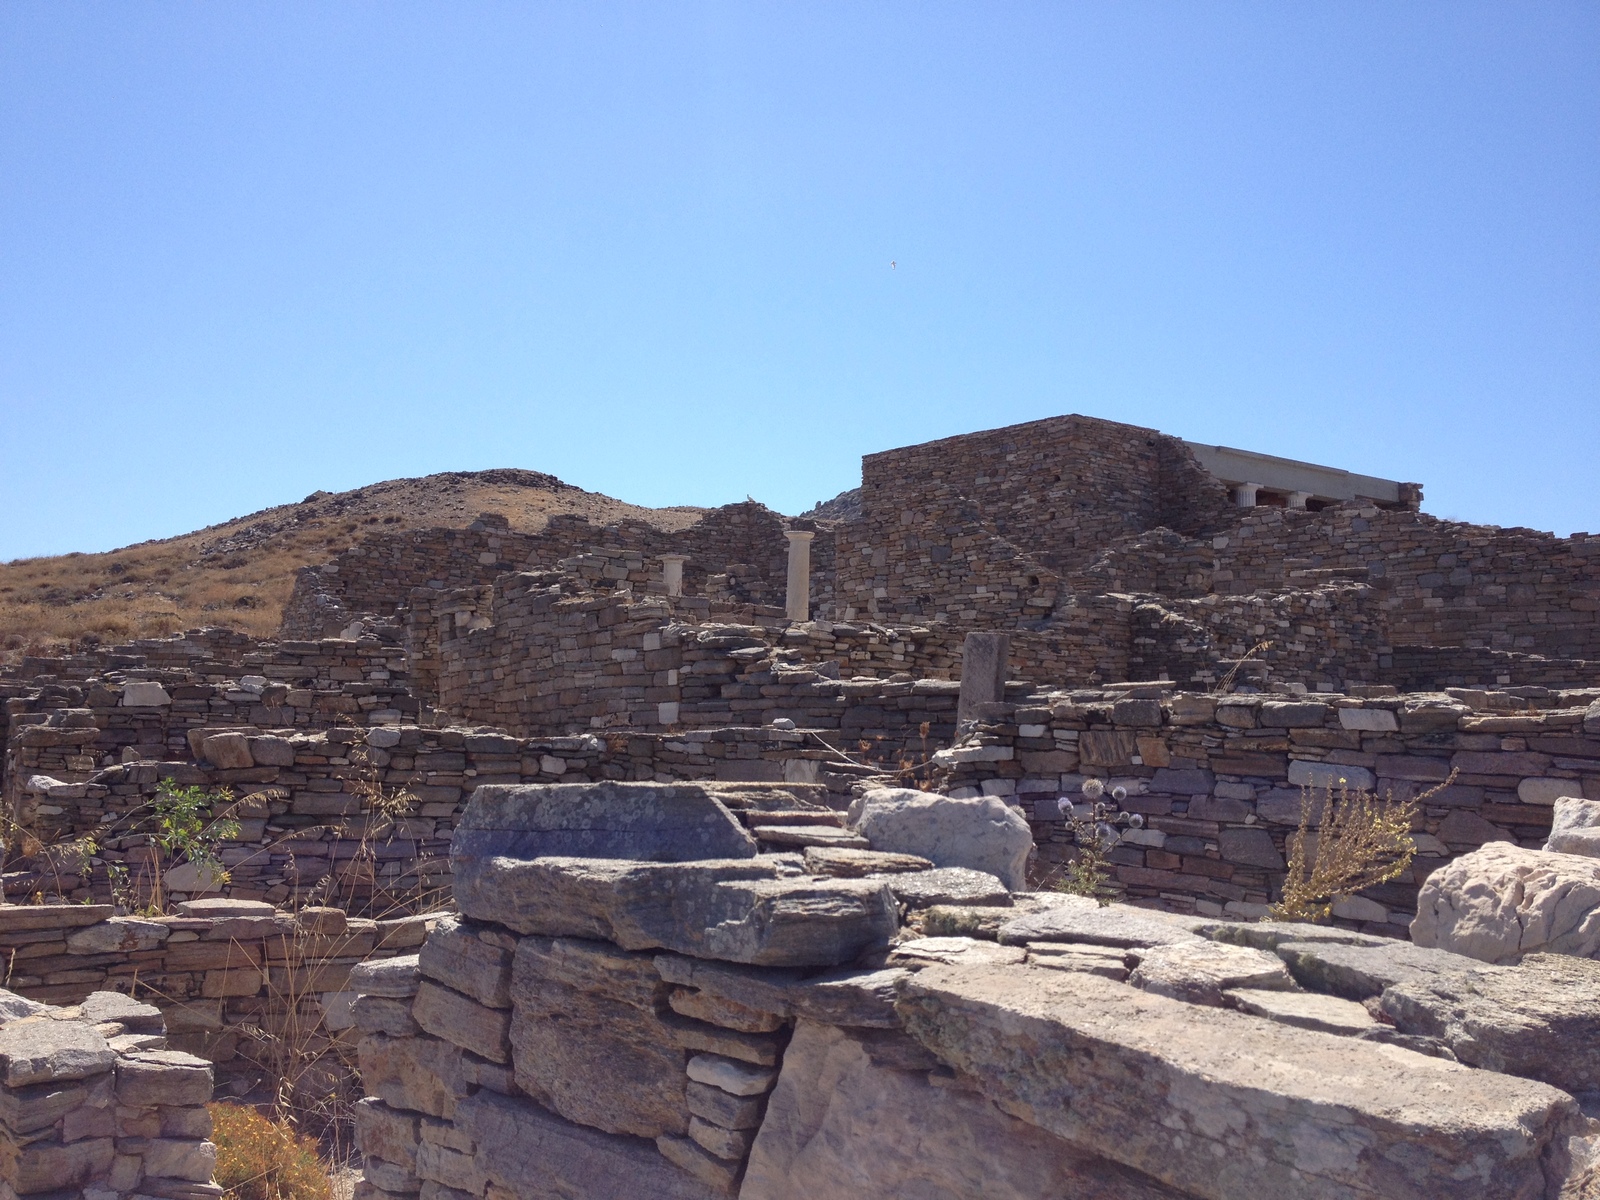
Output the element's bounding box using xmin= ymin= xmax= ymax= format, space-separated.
xmin=1269 ymin=771 xmax=1456 ymax=922
xmin=1051 ymin=778 xmax=1143 ymax=906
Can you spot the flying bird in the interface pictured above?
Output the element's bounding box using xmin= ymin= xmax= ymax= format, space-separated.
xmin=890 ymin=261 xmax=896 ymax=269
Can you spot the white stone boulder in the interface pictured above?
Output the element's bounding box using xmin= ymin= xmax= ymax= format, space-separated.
xmin=847 ymin=787 xmax=1032 ymax=891
xmin=1411 ymin=840 xmax=1600 ymax=963
xmin=120 ymin=680 xmax=171 ymax=707
xmin=1546 ymin=796 xmax=1600 ymax=858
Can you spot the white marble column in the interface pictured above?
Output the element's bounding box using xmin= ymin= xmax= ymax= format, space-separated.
xmin=1287 ymin=491 xmax=1312 ymax=510
xmin=784 ymin=531 xmax=815 ymax=622
xmin=1233 ymin=482 xmax=1262 ymax=508
xmin=660 ymin=554 xmax=686 ymax=598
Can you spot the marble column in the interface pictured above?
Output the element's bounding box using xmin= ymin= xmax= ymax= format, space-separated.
xmin=1287 ymin=491 xmax=1312 ymax=510
xmin=784 ymin=531 xmax=815 ymax=622
xmin=660 ymin=554 xmax=687 ymax=598
xmin=1233 ymin=482 xmax=1262 ymax=508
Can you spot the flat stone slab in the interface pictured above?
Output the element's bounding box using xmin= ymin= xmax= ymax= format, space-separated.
xmin=1128 ymin=940 xmax=1295 ymax=1005
xmin=350 ymin=954 xmax=422 ymax=998
xmin=1273 ymin=940 xmax=1498 ymax=1001
xmin=1225 ymin=988 xmax=1378 ymax=1035
xmin=173 ymin=898 xmax=276 ymax=919
xmin=879 ymin=867 xmax=1012 ymax=909
xmin=1412 ymin=840 xmax=1600 ymax=963
xmin=1025 ymin=944 xmax=1130 ymax=980
xmin=0 ymin=904 xmax=114 ymax=930
xmin=655 ymin=955 xmax=911 ymax=1028
xmin=457 ymin=856 xmax=896 ymax=967
xmin=455 ymin=1089 xmax=718 ymax=1200
xmin=1204 ymin=921 xmax=1387 ymax=952
xmin=454 ymin=782 xmax=759 ymax=865
xmin=1381 ymin=952 xmax=1600 ymax=1095
xmin=998 ymin=898 xmax=1209 ymax=949
xmin=803 ymin=846 xmax=934 ymax=877
xmin=898 ymin=962 xmax=1581 ymax=1200
xmin=750 ymin=825 xmax=870 ymax=849
xmin=0 ymin=989 xmax=55 ymax=1024
xmin=0 ymin=1019 xmax=114 ymax=1087
xmin=889 ymin=937 xmax=1028 ymax=969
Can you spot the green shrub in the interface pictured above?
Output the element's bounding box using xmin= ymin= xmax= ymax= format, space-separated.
xmin=209 ymin=1103 xmax=331 ymax=1200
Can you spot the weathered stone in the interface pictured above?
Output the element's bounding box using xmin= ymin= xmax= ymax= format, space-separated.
xmin=1381 ymin=953 xmax=1600 ymax=1095
xmin=1287 ymin=759 xmax=1375 ymax=790
xmin=1338 ymin=707 xmax=1398 ymax=732
xmin=353 ymin=995 xmax=422 ymax=1037
xmin=80 ymin=991 xmax=165 ymax=1034
xmin=67 ymin=917 xmax=171 ymax=954
xmin=686 ymin=1053 xmax=775 ymax=1097
xmin=413 ymin=980 xmax=511 ymax=1064
xmin=511 ymin=936 xmax=687 ymax=1139
xmin=1224 ymin=988 xmax=1377 ymax=1034
xmin=115 ymin=1050 xmax=212 ymax=1106
xmin=656 ymin=1133 xmax=742 ymax=1192
xmin=1128 ymin=940 xmax=1294 ymax=1005
xmin=686 ymin=1080 xmax=765 ymax=1130
xmin=1204 ymin=921 xmax=1385 ymax=952
xmin=848 ymin=787 xmax=1032 ymax=890
xmin=666 ymin=1012 xmax=784 ymax=1066
xmin=1216 ymin=827 xmax=1284 ymax=869
xmin=687 ymin=1115 xmax=753 ymax=1161
xmin=888 ymin=937 xmax=1028 ymax=969
xmin=0 ymin=988 xmax=56 ymax=1024
xmin=0 ymin=1018 xmax=114 ymax=1086
xmin=351 ymin=954 xmax=422 ymax=998
xmin=7 ymin=1135 xmax=115 ymax=1193
xmin=879 ymin=867 xmax=1011 ymax=909
xmin=201 ymin=732 xmax=254 ymax=769
xmin=699 ymin=876 xmax=898 ymax=967
xmin=456 ymin=1089 xmax=717 ymax=1200
xmin=1024 ymin=943 xmax=1129 ymax=979
xmin=741 ymin=1019 xmax=1188 ymax=1200
xmin=122 ymin=681 xmax=172 ymax=706
xmin=1547 ymin=796 xmax=1600 ymax=857
xmin=415 ymin=1142 xmax=487 ymax=1195
xmin=452 ymin=781 xmax=758 ymax=868
xmin=1412 ymin=841 xmax=1600 ymax=962
xmin=134 ymin=1136 xmax=217 ymax=1182
xmin=667 ymin=988 xmax=784 ymax=1034
xmin=419 ymin=917 xmax=513 ymax=1009
xmin=750 ymin=825 xmax=869 ymax=849
xmin=898 ymin=962 xmax=1580 ymax=1200
xmin=997 ymin=897 xmax=1208 ymax=949
xmin=1273 ymin=939 xmax=1499 ymax=1000
xmin=173 ymin=898 xmax=275 ymax=919
xmin=358 ymin=1033 xmax=467 ymax=1119
xmin=800 ymin=846 xmax=933 ymax=877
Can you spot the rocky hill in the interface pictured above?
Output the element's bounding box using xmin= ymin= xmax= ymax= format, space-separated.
xmin=0 ymin=469 xmax=707 ymax=661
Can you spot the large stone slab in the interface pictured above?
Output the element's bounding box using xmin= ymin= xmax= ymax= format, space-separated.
xmin=880 ymin=867 xmax=1012 ymax=909
xmin=0 ymin=1018 xmax=114 ymax=1086
xmin=453 ymin=781 xmax=758 ymax=866
xmin=357 ymin=1032 xmax=467 ymax=1120
xmin=654 ymin=955 xmax=910 ymax=1029
xmin=455 ymin=1089 xmax=717 ymax=1200
xmin=1273 ymin=939 xmax=1497 ymax=1001
xmin=412 ymin=980 xmax=511 ymax=1063
xmin=1547 ymin=796 xmax=1600 ymax=858
xmin=847 ymin=787 xmax=1032 ymax=890
xmin=1411 ymin=840 xmax=1600 ymax=963
xmin=418 ymin=916 xmax=512 ymax=1009
xmin=511 ymin=936 xmax=688 ymax=1139
xmin=741 ymin=1019 xmax=1187 ymax=1200
xmin=457 ymin=856 xmax=894 ymax=967
xmin=998 ymin=897 xmax=1208 ymax=949
xmin=1127 ymin=940 xmax=1294 ymax=1005
xmin=897 ymin=963 xmax=1581 ymax=1200
xmin=1380 ymin=952 xmax=1600 ymax=1095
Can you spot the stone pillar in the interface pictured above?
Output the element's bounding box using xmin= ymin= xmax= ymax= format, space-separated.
xmin=784 ymin=532 xmax=814 ymax=622
xmin=660 ymin=555 xmax=686 ymax=598
xmin=1287 ymin=491 xmax=1312 ymax=510
xmin=1233 ymin=482 xmax=1262 ymax=508
xmin=956 ymin=632 xmax=1011 ymax=727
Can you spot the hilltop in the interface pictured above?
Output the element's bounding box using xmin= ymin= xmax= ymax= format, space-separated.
xmin=0 ymin=469 xmax=708 ymax=660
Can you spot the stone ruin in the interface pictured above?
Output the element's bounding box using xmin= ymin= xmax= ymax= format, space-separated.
xmin=3 ymin=412 xmax=1600 ymax=1198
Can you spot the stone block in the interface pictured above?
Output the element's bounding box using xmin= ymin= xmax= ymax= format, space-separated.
xmin=1148 ymin=768 xmax=1213 ymax=795
xmin=201 ymin=733 xmax=253 ymax=770
xmin=412 ymin=980 xmax=510 ymax=1064
xmin=353 ymin=995 xmax=421 ymax=1037
xmin=898 ymin=962 xmax=1579 ymax=1200
xmin=1128 ymin=939 xmax=1294 ymax=1005
xmin=656 ymin=1133 xmax=741 ymax=1192
xmin=1259 ymin=701 xmax=1330 ymax=727
xmin=122 ymin=681 xmax=172 ymax=707
xmin=686 ymin=1053 xmax=775 ymax=1097
xmin=1217 ymin=827 xmax=1284 ymax=869
xmin=668 ymin=988 xmax=784 ymax=1034
xmin=1286 ymin=760 xmax=1375 ymax=791
xmin=1412 ymin=840 xmax=1600 ymax=962
xmin=880 ymin=867 xmax=1011 ymax=909
xmin=358 ymin=1033 xmax=467 ymax=1120
xmin=799 ymin=847 xmax=933 ymax=877
xmin=1225 ymin=987 xmax=1377 ymax=1034
xmin=997 ymin=897 xmax=1208 ymax=949
xmin=350 ymin=955 xmax=422 ymax=998
xmin=7 ymin=1135 xmax=115 ymax=1193
xmin=115 ymin=1050 xmax=213 ymax=1106
xmin=1546 ymin=796 xmax=1600 ymax=857
xmin=685 ymin=1080 xmax=765 ymax=1130
xmin=0 ymin=1019 xmax=114 ymax=1087
xmin=1273 ymin=940 xmax=1496 ymax=1000
xmin=1338 ymin=707 xmax=1398 ymax=732
xmin=67 ymin=917 xmax=171 ymax=955
xmin=419 ymin=917 xmax=512 ymax=1009
xmin=847 ymin=787 xmax=1032 ymax=890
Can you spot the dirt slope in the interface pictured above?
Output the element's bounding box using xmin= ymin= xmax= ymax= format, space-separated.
xmin=0 ymin=469 xmax=707 ymax=660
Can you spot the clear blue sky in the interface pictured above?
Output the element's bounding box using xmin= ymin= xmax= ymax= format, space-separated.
xmin=2 ymin=3 xmax=1596 ymax=560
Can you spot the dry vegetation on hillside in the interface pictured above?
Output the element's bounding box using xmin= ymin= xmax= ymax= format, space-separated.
xmin=0 ymin=469 xmax=706 ymax=661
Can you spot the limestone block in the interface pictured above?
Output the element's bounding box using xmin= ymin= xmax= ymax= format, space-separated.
xmin=687 ymin=1116 xmax=753 ymax=1161
xmin=1024 ymin=944 xmax=1129 ymax=980
xmin=133 ymin=1136 xmax=217 ymax=1182
xmin=848 ymin=787 xmax=1032 ymax=890
xmin=0 ymin=1019 xmax=114 ymax=1086
xmin=79 ymin=991 xmax=165 ymax=1034
xmin=1547 ymin=796 xmax=1600 ymax=857
xmin=350 ymin=955 xmax=422 ymax=998
xmin=1338 ymin=707 xmax=1398 ymax=732
xmin=997 ymin=897 xmax=1208 ymax=949
xmin=880 ymin=867 xmax=1011 ymax=909
xmin=655 ymin=1133 xmax=741 ymax=1192
xmin=1381 ymin=953 xmax=1600 ymax=1095
xmin=452 ymin=781 xmax=758 ymax=867
xmin=358 ymin=1033 xmax=468 ymax=1120
xmin=889 ymin=937 xmax=1028 ymax=969
xmin=510 ymin=936 xmax=688 ymax=1139
xmin=1272 ymin=940 xmax=1498 ymax=1001
xmin=353 ymin=995 xmax=421 ymax=1037
xmin=685 ymin=1080 xmax=765 ymax=1130
xmin=898 ymin=962 xmax=1580 ymax=1200
xmin=455 ymin=1090 xmax=717 ymax=1200
xmin=413 ymin=980 xmax=511 ymax=1064
xmin=201 ymin=733 xmax=253 ymax=770
xmin=67 ymin=917 xmax=171 ymax=954
xmin=419 ymin=917 xmax=513 ymax=1009
xmin=7 ymin=1136 xmax=115 ymax=1194
xmin=664 ymin=1013 xmax=783 ymax=1067
xmin=122 ymin=681 xmax=172 ymax=707
xmin=1128 ymin=940 xmax=1294 ymax=1005
xmin=1412 ymin=841 xmax=1600 ymax=962
xmin=686 ymin=1053 xmax=775 ymax=1097
xmin=799 ymin=846 xmax=932 ymax=877
xmin=1522 ymin=778 xmax=1584 ymax=807
xmin=414 ymin=1143 xmax=487 ymax=1196
xmin=654 ymin=955 xmax=909 ymax=1029
xmin=740 ymin=1020 xmax=1186 ymax=1200
xmin=174 ymin=898 xmax=275 ymax=919
xmin=1287 ymin=759 xmax=1375 ymax=790
xmin=667 ymin=989 xmax=784 ymax=1034
xmin=115 ymin=1050 xmax=213 ymax=1106
xmin=1224 ymin=988 xmax=1377 ymax=1035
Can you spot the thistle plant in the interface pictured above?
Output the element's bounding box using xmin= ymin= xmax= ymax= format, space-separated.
xmin=1053 ymin=778 xmax=1144 ymax=906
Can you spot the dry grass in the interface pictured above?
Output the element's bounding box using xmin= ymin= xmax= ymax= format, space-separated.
xmin=210 ymin=1102 xmax=333 ymax=1200
xmin=0 ymin=470 xmax=707 ymax=662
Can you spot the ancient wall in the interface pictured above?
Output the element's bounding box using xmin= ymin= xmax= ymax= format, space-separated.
xmin=0 ymin=983 xmax=219 ymax=1200
xmin=937 ymin=685 xmax=1600 ymax=939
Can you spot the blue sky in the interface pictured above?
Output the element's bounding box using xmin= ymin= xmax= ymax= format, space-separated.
xmin=2 ymin=2 xmax=1596 ymax=560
